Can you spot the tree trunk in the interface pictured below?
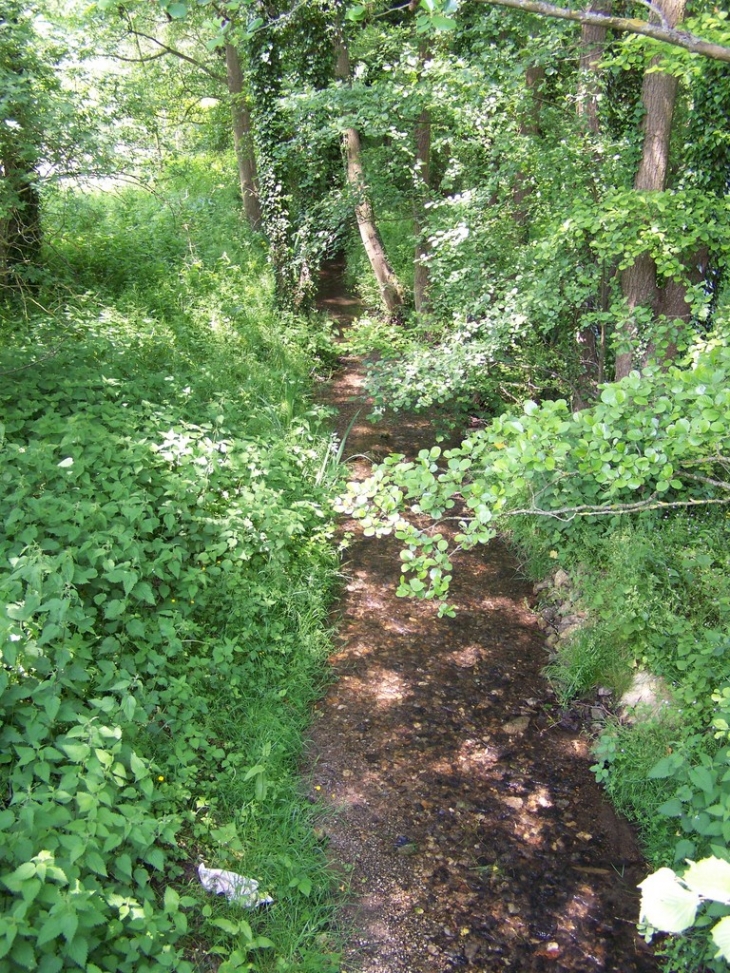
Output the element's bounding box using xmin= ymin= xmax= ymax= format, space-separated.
xmin=571 ymin=2 xmax=612 ymax=408
xmin=333 ymin=28 xmax=404 ymax=317
xmin=577 ymin=0 xmax=611 ymax=134
xmin=413 ymin=105 xmax=431 ymax=315
xmin=225 ymin=43 xmax=262 ymax=231
xmin=615 ymin=0 xmax=686 ymax=380
xmin=513 ymin=64 xmax=545 ymax=229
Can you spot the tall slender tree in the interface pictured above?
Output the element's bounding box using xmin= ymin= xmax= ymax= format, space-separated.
xmin=225 ymin=42 xmax=262 ymax=229
xmin=616 ymin=0 xmax=686 ymax=378
xmin=333 ymin=21 xmax=405 ymax=316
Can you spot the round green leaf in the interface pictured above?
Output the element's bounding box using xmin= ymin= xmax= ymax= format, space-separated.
xmin=684 ymin=857 xmax=730 ymax=905
xmin=638 ymin=868 xmax=700 ymax=933
xmin=712 ymin=915 xmax=730 ymax=960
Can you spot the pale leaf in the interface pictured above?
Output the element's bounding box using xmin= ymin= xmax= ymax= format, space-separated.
xmin=638 ymin=868 xmax=700 ymax=933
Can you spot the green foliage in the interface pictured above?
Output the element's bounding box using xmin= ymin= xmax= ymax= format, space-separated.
xmin=0 ymin=165 xmax=341 ymax=971
xmin=638 ymin=856 xmax=730 ymax=970
xmin=339 ymin=347 xmax=730 ymax=612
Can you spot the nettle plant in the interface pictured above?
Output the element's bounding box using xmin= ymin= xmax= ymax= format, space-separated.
xmin=338 ymin=344 xmax=730 ymax=615
xmin=0 ymin=310 xmax=333 ymax=970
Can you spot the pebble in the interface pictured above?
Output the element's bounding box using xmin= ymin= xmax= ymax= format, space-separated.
xmin=502 ymin=716 xmax=530 ymax=735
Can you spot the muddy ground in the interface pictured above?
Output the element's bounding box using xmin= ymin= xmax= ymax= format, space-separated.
xmin=307 ymin=269 xmax=659 ymax=973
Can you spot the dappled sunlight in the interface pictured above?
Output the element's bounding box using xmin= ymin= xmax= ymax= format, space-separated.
xmin=308 ymin=268 xmax=656 ymax=972
xmin=338 ymin=667 xmax=412 ymax=709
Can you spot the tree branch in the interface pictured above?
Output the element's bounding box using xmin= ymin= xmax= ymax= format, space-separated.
xmin=679 ymin=472 xmax=730 ymax=492
xmin=473 ymin=0 xmax=730 ymax=63
xmin=124 ymin=28 xmax=226 ymax=81
xmin=504 ymin=494 xmax=730 ymax=521
xmin=113 ymin=51 xmax=169 ymax=64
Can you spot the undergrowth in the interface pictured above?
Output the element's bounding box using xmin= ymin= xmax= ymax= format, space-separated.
xmin=0 ymin=156 xmax=342 ymax=972
xmin=511 ymin=507 xmax=730 ymax=970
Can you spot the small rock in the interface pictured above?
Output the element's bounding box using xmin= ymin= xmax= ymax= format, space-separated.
xmin=620 ymin=671 xmax=671 ymax=721
xmin=536 ymin=941 xmax=562 ymax=959
xmin=554 ymin=569 xmax=571 ymax=588
xmin=503 ymin=796 xmax=524 ymax=810
xmin=502 ymin=716 xmax=530 ymax=735
xmin=597 ymin=686 xmax=613 ymax=697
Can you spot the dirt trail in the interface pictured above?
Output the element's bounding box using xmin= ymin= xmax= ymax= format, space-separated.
xmin=308 ymin=268 xmax=659 ymax=973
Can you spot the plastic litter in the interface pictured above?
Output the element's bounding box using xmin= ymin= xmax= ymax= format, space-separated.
xmin=197 ymin=864 xmax=273 ymax=908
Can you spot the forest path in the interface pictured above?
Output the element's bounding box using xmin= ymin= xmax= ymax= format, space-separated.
xmin=307 ymin=265 xmax=659 ymax=973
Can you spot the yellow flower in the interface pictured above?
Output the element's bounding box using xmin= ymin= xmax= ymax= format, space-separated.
xmin=157 ymin=775 xmax=165 ymax=782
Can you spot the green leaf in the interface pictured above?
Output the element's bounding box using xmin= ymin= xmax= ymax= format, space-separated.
xmin=129 ymin=751 xmax=148 ymax=780
xmin=37 ymin=912 xmax=68 ymax=947
xmin=3 ymin=862 xmax=36 ymax=889
xmin=648 ymin=755 xmax=682 ymax=779
xmin=658 ymin=798 xmax=684 ymax=817
xmin=211 ymin=917 xmax=239 ymax=935
xmin=60 ymin=743 xmax=91 ymax=763
xmin=103 ymin=599 xmax=126 ymax=620
xmin=64 ymin=934 xmax=88 ymax=969
xmin=689 ymin=766 xmax=716 ymax=794
xmin=84 ymin=851 xmax=108 ymax=877
xmin=38 ymin=954 xmax=63 ymax=973
xmin=638 ymin=867 xmax=700 ymax=933
xmin=163 ymin=886 xmax=180 ymax=913
xmin=10 ymin=938 xmax=36 ymax=968
xmin=166 ymin=1 xmax=188 ymax=17
xmin=132 ymin=581 xmax=156 ymax=605
xmin=684 ymin=857 xmax=730 ymax=905
xmin=712 ymin=915 xmax=730 ymax=960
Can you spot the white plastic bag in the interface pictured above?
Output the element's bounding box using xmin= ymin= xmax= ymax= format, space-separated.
xmin=198 ymin=864 xmax=273 ymax=908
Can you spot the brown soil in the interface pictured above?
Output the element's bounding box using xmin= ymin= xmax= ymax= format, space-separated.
xmin=308 ymin=267 xmax=659 ymax=973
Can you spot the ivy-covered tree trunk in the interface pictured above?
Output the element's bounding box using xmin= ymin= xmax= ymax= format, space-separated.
xmin=245 ymin=9 xmax=298 ymax=307
xmin=615 ymin=0 xmax=686 ymax=380
xmin=333 ymin=27 xmax=404 ymax=317
xmin=225 ymin=43 xmax=262 ymax=231
xmin=0 ymin=4 xmax=42 ymax=288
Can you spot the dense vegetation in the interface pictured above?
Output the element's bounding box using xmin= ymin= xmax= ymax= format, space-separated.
xmin=1 ymin=0 xmax=730 ymax=969
xmin=0 ymin=155 xmax=342 ymax=970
